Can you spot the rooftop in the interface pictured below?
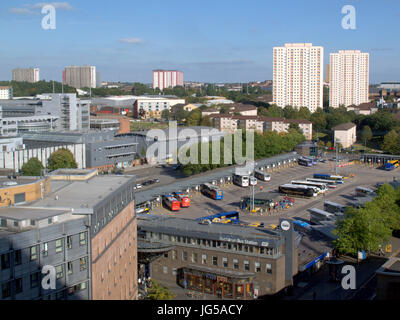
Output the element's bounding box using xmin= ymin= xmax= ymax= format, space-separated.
xmin=332 ymin=122 xmax=356 ymax=131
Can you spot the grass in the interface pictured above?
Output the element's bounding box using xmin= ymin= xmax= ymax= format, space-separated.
xmin=130 ymin=121 xmax=169 ymax=131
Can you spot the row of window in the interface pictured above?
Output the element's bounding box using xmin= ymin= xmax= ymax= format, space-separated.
xmin=166 ymin=250 xmax=273 ymax=274
xmin=0 ymin=233 xmax=87 ymax=270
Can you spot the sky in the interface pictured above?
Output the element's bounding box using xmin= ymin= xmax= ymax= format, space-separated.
xmin=0 ymin=0 xmax=399 ymax=84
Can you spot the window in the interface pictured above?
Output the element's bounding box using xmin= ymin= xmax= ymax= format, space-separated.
xmin=55 ymin=239 xmax=63 ymax=253
xmin=182 ymin=251 xmax=187 ymax=262
xmin=0 ymin=219 xmax=6 ymax=228
xmin=244 ymin=260 xmax=250 ymax=271
xmin=163 ymin=252 xmax=168 ymax=258
xmin=80 ymin=257 xmax=87 ymax=271
xmin=48 ymin=217 xmax=53 ymax=224
xmin=191 ymin=252 xmax=197 ymax=263
xmin=30 ymin=220 xmax=36 ymax=226
xmin=2 ymin=282 xmax=11 ymax=299
xmin=212 ymin=256 xmax=218 ymax=266
xmin=233 ymin=259 xmax=239 ymax=270
xmin=67 ymin=236 xmax=72 ymax=249
xmin=67 ymin=262 xmax=73 ymax=275
xmin=41 ymin=242 xmax=48 ymax=257
xmin=172 ymin=250 xmax=177 ymax=260
xmin=30 ymin=246 xmax=38 ymax=261
xmin=13 ymin=221 xmax=19 ymax=227
xmin=79 ymin=232 xmax=86 ymax=246
xmin=163 ymin=266 xmax=168 ymax=274
xmin=172 ymin=268 xmax=177 ymax=276
xmin=15 ymin=278 xmax=23 ymax=294
xmin=1 ymin=253 xmax=10 ymax=270
xmin=201 ymin=254 xmax=207 ymax=264
xmin=14 ymin=250 xmax=22 ymax=265
xmin=30 ymin=273 xmax=39 ymax=288
xmin=255 ymin=262 xmax=261 ymax=272
xmin=56 ymin=265 xmax=63 ymax=279
xmin=223 ymin=257 xmax=228 ymax=268
xmin=266 ymin=263 xmax=272 ymax=274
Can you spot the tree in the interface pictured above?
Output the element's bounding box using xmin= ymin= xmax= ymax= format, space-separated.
xmin=326 ymin=141 xmax=332 ymax=149
xmin=360 ymin=125 xmax=373 ymax=146
xmin=161 ymin=109 xmax=170 ymax=120
xmin=21 ymin=158 xmax=44 ymax=176
xmin=382 ymin=130 xmax=400 ymax=155
xmin=146 ymin=280 xmax=176 ymax=300
xmin=48 ymin=148 xmax=78 ymax=171
xmin=186 ymin=109 xmax=202 ymax=126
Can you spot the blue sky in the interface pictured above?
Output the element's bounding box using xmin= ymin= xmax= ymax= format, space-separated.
xmin=0 ymin=0 xmax=399 ymax=83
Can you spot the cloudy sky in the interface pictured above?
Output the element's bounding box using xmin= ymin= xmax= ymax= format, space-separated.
xmin=1 ymin=0 xmax=399 ymax=83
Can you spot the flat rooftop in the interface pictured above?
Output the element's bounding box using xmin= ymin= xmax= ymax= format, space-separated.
xmin=0 ymin=207 xmax=69 ymax=221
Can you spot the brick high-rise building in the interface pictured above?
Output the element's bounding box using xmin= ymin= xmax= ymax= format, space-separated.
xmin=152 ymin=70 xmax=184 ymax=91
xmin=273 ymin=43 xmax=324 ymax=113
xmin=329 ymin=50 xmax=369 ymax=108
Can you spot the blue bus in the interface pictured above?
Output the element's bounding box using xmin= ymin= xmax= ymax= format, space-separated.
xmin=385 ymin=160 xmax=399 ymax=171
xmin=200 ymin=183 xmax=224 ymax=200
xmin=313 ymin=174 xmax=344 ymax=184
xmin=298 ymin=157 xmax=313 ymax=167
xmin=196 ymin=211 xmax=240 ymax=224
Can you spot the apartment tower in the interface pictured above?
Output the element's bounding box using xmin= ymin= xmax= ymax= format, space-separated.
xmin=329 ymin=50 xmax=369 ymax=108
xmin=63 ymin=66 xmax=97 ymax=89
xmin=273 ymin=43 xmax=324 ymax=113
xmin=12 ymin=68 xmax=40 ymax=83
xmin=152 ymin=70 xmax=184 ymax=91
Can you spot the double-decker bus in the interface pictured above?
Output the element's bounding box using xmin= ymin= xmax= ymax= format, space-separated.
xmin=254 ymin=170 xmax=271 ymax=181
xmin=233 ymin=174 xmax=249 ymax=187
xmin=298 ymin=157 xmax=313 ymax=167
xmin=306 ymin=178 xmax=337 ymax=188
xmin=324 ymin=201 xmax=346 ymax=214
xmin=313 ymin=174 xmax=344 ymax=184
xmin=173 ymin=191 xmax=191 ymax=208
xmin=162 ymin=195 xmax=181 ymax=211
xmin=309 ymin=208 xmax=335 ymax=224
xmin=291 ymin=180 xmax=328 ymax=194
xmin=385 ymin=160 xmax=400 ymax=171
xmin=355 ymin=186 xmax=375 ymax=197
xmin=200 ymin=183 xmax=224 ymax=200
xmin=279 ymin=184 xmax=318 ymax=198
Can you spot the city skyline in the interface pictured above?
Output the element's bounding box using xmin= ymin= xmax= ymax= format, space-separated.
xmin=0 ymin=0 xmax=399 ymax=83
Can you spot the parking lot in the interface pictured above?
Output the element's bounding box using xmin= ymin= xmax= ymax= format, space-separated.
xmin=146 ymin=161 xmax=400 ymax=227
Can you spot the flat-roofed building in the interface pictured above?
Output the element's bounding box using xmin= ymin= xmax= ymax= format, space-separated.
xmin=0 ymin=171 xmax=137 ymax=300
xmin=152 ymin=70 xmax=184 ymax=91
xmin=0 ymin=87 xmax=13 ymax=99
xmin=12 ymin=68 xmax=39 ymax=83
xmin=133 ymin=96 xmax=185 ymax=119
xmin=63 ymin=66 xmax=97 ymax=89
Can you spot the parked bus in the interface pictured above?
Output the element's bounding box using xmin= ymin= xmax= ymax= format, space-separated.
xmin=254 ymin=170 xmax=271 ymax=181
xmin=173 ymin=191 xmax=191 ymax=208
xmin=233 ymin=174 xmax=249 ymax=187
xmin=249 ymin=176 xmax=257 ymax=186
xmin=200 ymin=183 xmax=224 ymax=200
xmin=196 ymin=211 xmax=240 ymax=224
xmin=313 ymin=174 xmax=344 ymax=184
xmin=304 ymin=156 xmax=318 ymax=165
xmin=309 ymin=208 xmax=335 ymax=224
xmin=355 ymin=186 xmax=375 ymax=197
xmin=291 ymin=180 xmax=328 ymax=194
xmin=279 ymin=184 xmax=318 ymax=198
xmin=385 ymin=160 xmax=400 ymax=171
xmin=298 ymin=158 xmax=313 ymax=167
xmin=162 ymin=195 xmax=181 ymax=211
xmin=324 ymin=201 xmax=346 ymax=214
xmin=306 ymin=178 xmax=337 ymax=188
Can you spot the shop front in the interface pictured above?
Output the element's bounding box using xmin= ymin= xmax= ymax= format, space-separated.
xmin=183 ymin=265 xmax=255 ymax=300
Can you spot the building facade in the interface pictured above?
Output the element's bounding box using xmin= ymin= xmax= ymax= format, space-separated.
xmin=152 ymin=70 xmax=184 ymax=91
xmin=12 ymin=68 xmax=39 ymax=83
xmin=0 ymin=87 xmax=13 ymax=100
xmin=133 ymin=97 xmax=185 ymax=119
xmin=332 ymin=122 xmax=357 ymax=148
xmin=63 ymin=66 xmax=97 ymax=89
xmin=273 ymin=43 xmax=324 ymax=113
xmin=329 ymin=50 xmax=369 ymax=108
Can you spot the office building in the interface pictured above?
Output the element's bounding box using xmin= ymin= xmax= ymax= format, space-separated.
xmin=12 ymin=68 xmax=40 ymax=83
xmin=273 ymin=43 xmax=324 ymax=113
xmin=63 ymin=66 xmax=97 ymax=89
xmin=133 ymin=96 xmax=185 ymax=119
xmin=0 ymin=87 xmax=13 ymax=100
xmin=0 ymin=170 xmax=137 ymax=300
xmin=152 ymin=70 xmax=184 ymax=91
xmin=329 ymin=50 xmax=369 ymax=108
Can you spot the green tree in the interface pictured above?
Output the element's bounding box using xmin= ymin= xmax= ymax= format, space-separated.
xmin=48 ymin=148 xmax=78 ymax=171
xmin=360 ymin=125 xmax=373 ymax=145
xmin=382 ymin=130 xmax=400 ymax=155
xmin=310 ymin=108 xmax=327 ymax=132
xmin=21 ymin=158 xmax=44 ymax=176
xmin=186 ymin=109 xmax=202 ymax=126
xmin=161 ymin=109 xmax=170 ymax=120
xmin=326 ymin=141 xmax=332 ymax=149
xmin=146 ymin=280 xmax=176 ymax=300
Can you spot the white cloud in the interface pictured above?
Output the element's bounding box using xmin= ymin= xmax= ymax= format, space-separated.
xmin=9 ymin=7 xmax=39 ymax=15
xmin=119 ymin=38 xmax=143 ymax=44
xmin=30 ymin=2 xmax=73 ymax=10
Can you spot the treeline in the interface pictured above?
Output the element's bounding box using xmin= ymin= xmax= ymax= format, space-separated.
xmin=0 ymin=80 xmax=76 ymax=96
xmin=179 ymin=129 xmax=305 ymax=176
xmin=334 ymin=183 xmax=400 ymax=256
